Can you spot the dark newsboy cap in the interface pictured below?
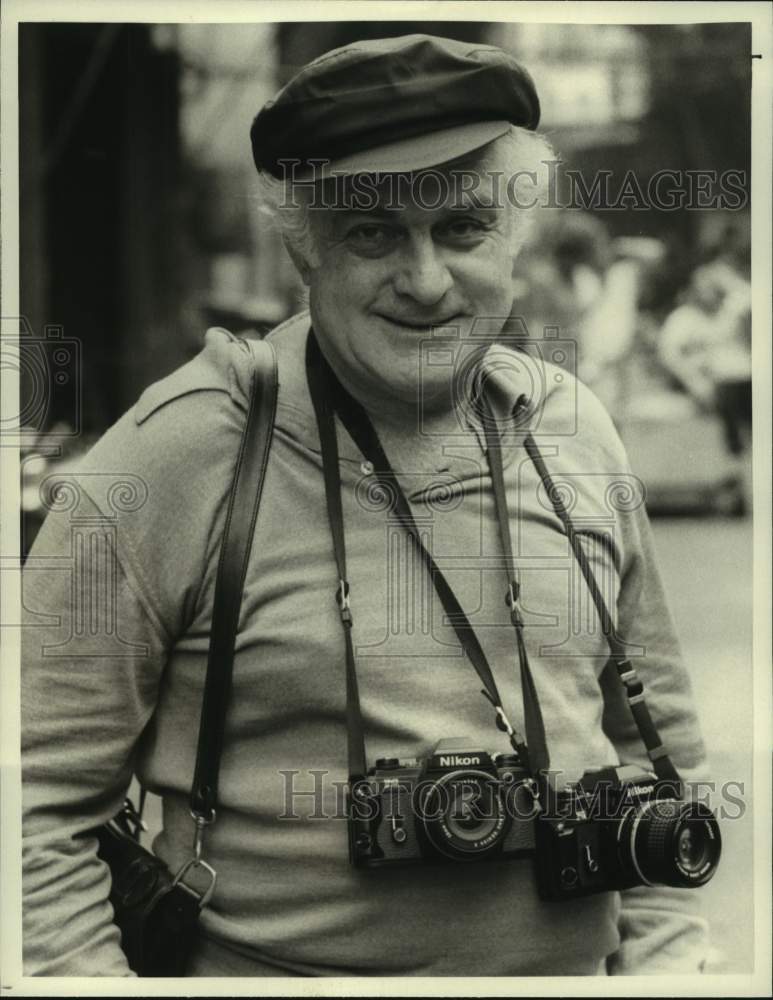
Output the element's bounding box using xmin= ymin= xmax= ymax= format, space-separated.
xmin=250 ymin=33 xmax=540 ymax=178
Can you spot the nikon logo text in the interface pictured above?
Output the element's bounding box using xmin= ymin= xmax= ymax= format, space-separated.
xmin=628 ymin=784 xmax=656 ymax=797
xmin=440 ymin=755 xmax=481 ymax=767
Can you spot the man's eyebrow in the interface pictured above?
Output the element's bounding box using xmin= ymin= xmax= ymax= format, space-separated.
xmin=334 ymin=206 xmax=397 ymax=220
xmin=449 ymin=195 xmax=500 ymax=211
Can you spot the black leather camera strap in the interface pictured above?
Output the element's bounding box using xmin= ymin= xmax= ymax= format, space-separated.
xmin=306 ymin=341 xmax=368 ymax=782
xmin=306 ymin=333 xmax=532 ymax=779
xmin=190 ymin=339 xmax=279 ymax=821
xmin=480 ymin=398 xmax=550 ymax=778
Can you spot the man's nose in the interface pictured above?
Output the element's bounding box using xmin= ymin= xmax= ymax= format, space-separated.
xmin=391 ymin=235 xmax=453 ymax=305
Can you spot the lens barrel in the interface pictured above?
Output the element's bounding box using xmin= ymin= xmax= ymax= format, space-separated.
xmin=622 ymin=799 xmax=721 ymax=888
xmin=421 ymin=770 xmax=510 ymax=860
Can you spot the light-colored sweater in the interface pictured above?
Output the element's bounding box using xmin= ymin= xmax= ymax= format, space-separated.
xmin=22 ymin=313 xmax=710 ymax=976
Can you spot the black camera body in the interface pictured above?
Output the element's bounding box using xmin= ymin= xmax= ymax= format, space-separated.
xmin=535 ymin=764 xmax=721 ymax=900
xmin=348 ymin=738 xmax=722 ymax=895
xmin=349 ymin=738 xmax=539 ymax=867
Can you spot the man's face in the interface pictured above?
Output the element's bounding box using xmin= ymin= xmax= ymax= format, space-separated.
xmin=302 ymin=158 xmax=517 ymax=415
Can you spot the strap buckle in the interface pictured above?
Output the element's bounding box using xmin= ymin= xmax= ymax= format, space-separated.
xmin=619 ymin=663 xmax=644 ymax=700
xmin=494 ymin=704 xmax=515 ymax=737
xmin=172 ymin=857 xmax=217 ymax=909
xmin=336 ymin=579 xmax=352 ymax=625
xmin=171 ymin=808 xmax=218 ymax=909
xmin=505 ymin=581 xmax=523 ymax=626
xmin=505 ymin=580 xmax=520 ymax=610
xmin=481 ymin=689 xmax=516 ymax=739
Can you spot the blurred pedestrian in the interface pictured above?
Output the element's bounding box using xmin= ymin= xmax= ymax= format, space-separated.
xmin=658 ymin=263 xmax=751 ymax=455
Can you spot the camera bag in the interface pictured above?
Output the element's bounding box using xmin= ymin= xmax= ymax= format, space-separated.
xmin=91 ymin=337 xmax=278 ymax=977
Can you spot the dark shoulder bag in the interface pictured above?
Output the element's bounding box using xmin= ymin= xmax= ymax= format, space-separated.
xmin=91 ymin=338 xmax=278 ymax=977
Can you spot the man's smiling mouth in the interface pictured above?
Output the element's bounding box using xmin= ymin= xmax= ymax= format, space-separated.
xmin=375 ymin=313 xmax=463 ymax=330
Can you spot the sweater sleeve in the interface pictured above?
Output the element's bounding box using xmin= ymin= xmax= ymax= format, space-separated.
xmin=21 ymin=497 xmax=167 ymax=976
xmin=21 ymin=329 xmax=255 ymax=975
xmin=587 ymin=393 xmax=711 ymax=975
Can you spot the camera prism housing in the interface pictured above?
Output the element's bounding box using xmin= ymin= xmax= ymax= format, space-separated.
xmin=349 ymin=738 xmax=539 ymax=868
xmin=535 ymin=764 xmax=722 ymax=901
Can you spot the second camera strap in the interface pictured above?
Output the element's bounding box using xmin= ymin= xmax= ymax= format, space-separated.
xmin=519 ymin=429 xmax=682 ymax=788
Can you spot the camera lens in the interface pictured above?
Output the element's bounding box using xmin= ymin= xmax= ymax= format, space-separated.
xmin=421 ymin=770 xmax=510 ymax=860
xmin=447 ymin=791 xmax=491 ymax=839
xmin=622 ymin=799 xmax=721 ymax=888
xmin=676 ymin=825 xmax=706 ymax=872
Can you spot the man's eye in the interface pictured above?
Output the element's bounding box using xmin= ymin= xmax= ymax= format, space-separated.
xmin=440 ymin=218 xmax=490 ymax=243
xmin=345 ymin=224 xmax=398 ymax=252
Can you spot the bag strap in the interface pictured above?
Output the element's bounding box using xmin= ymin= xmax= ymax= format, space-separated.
xmin=189 ymin=338 xmax=279 ymax=822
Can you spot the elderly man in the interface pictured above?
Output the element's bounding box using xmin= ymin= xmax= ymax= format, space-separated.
xmin=22 ymin=35 xmax=714 ymax=977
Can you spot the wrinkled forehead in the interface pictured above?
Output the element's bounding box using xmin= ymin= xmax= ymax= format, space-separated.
xmin=308 ymin=153 xmax=505 ymax=216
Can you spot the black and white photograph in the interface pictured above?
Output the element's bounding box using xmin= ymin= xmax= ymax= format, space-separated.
xmin=1 ymin=1 xmax=771 ymax=994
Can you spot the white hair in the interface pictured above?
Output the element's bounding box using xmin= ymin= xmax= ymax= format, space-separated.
xmin=254 ymin=125 xmax=557 ymax=268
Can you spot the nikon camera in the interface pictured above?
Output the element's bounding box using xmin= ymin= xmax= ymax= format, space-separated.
xmin=349 ymin=738 xmax=539 ymax=866
xmin=535 ymin=764 xmax=722 ymax=900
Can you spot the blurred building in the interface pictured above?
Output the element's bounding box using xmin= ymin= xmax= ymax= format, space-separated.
xmin=20 ymin=24 xmax=185 ymax=431
xmin=174 ymin=23 xmax=289 ymax=334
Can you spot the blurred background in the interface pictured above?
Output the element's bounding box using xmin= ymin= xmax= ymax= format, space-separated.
xmin=17 ymin=20 xmax=754 ymax=972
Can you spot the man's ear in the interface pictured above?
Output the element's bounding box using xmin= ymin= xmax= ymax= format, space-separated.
xmin=284 ymin=239 xmax=313 ymax=286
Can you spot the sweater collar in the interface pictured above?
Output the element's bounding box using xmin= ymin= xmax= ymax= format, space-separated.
xmin=265 ymin=311 xmax=543 ymax=462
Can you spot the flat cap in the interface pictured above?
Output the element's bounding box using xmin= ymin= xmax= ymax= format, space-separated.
xmin=251 ymin=33 xmax=540 ymax=178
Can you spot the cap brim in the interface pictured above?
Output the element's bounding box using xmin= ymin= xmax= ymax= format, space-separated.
xmin=315 ymin=120 xmax=512 ymax=177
